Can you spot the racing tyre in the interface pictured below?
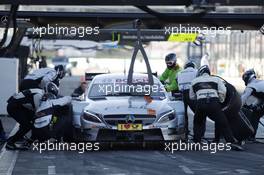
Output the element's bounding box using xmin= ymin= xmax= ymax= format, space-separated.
xmin=241 ymin=107 xmax=262 ymax=132
xmin=229 ymin=108 xmax=255 ymax=141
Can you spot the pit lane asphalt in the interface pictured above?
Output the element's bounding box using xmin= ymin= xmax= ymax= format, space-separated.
xmin=1 ymin=76 xmax=263 ymax=175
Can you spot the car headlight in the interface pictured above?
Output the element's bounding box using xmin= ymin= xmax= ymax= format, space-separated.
xmin=82 ymin=111 xmax=102 ymax=123
xmin=157 ymin=110 xmax=175 ymax=123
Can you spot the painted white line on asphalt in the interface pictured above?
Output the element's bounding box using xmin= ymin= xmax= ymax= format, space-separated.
xmin=0 ymin=123 xmax=19 ymax=175
xmin=48 ymin=165 xmax=56 ymax=175
xmin=154 ymin=151 xmax=167 ymax=157
xmin=179 ymin=165 xmax=194 ymax=174
xmin=235 ymin=169 xmax=250 ymax=174
xmin=192 ymin=168 xmax=211 ymax=171
xmin=43 ymin=156 xmax=56 ymax=159
xmin=7 ymin=150 xmax=18 ymax=175
xmin=216 ymin=171 xmax=229 ymax=174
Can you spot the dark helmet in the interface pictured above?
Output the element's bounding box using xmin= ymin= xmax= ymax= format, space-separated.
xmin=242 ymin=69 xmax=256 ymax=86
xmin=45 ymin=82 xmax=59 ymax=96
xmin=184 ymin=61 xmax=196 ymax=69
xmin=165 ymin=53 xmax=177 ymax=69
xmin=54 ymin=65 xmax=66 ymax=79
xmin=197 ymin=65 xmax=210 ymax=77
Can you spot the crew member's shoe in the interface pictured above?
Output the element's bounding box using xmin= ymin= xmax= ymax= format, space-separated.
xmin=22 ymin=140 xmax=33 ymax=150
xmin=230 ymin=143 xmax=244 ymax=151
xmin=247 ymin=136 xmax=257 ymax=143
xmin=5 ymin=142 xmax=30 ymax=151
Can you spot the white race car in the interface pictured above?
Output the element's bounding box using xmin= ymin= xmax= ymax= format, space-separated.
xmin=72 ymin=73 xmax=185 ymax=142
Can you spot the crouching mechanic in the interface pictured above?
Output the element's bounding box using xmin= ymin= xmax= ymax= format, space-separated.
xmin=189 ymin=65 xmax=243 ymax=151
xmin=177 ymin=61 xmax=197 ymax=137
xmin=6 ymin=88 xmax=44 ymax=150
xmin=33 ymin=82 xmax=72 ymax=142
xmin=72 ymin=76 xmax=87 ymax=97
xmin=160 ymin=53 xmax=182 ymax=93
xmin=241 ymin=69 xmax=264 ymax=139
xmin=19 ymin=65 xmax=66 ymax=91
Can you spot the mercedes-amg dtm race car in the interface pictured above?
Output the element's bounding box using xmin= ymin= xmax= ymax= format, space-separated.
xmin=72 ymin=73 xmax=185 ymax=142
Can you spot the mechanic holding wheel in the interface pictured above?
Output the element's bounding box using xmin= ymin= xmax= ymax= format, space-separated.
xmin=19 ymin=65 xmax=66 ymax=91
xmin=33 ymin=82 xmax=72 ymax=142
xmin=189 ymin=65 xmax=244 ymax=151
xmin=241 ymin=69 xmax=264 ymax=140
xmin=177 ymin=61 xmax=197 ymax=138
xmin=6 ymin=88 xmax=45 ymax=150
xmin=160 ymin=53 xmax=182 ymax=93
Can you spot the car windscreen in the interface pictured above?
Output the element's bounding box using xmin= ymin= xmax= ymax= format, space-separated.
xmin=88 ymin=83 xmax=166 ymax=99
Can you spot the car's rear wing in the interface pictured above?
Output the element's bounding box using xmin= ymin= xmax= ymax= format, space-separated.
xmin=85 ymin=72 xmax=157 ymax=81
xmin=85 ymin=73 xmax=106 ymax=81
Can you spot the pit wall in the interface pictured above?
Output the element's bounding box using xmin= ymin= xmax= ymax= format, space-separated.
xmin=0 ymin=58 xmax=19 ymax=115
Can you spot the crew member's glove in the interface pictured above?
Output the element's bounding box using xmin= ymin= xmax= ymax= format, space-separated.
xmin=246 ymin=104 xmax=255 ymax=111
xmin=248 ymin=104 xmax=264 ymax=112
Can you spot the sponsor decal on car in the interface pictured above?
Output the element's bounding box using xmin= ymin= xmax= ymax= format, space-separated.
xmin=117 ymin=123 xmax=143 ymax=131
